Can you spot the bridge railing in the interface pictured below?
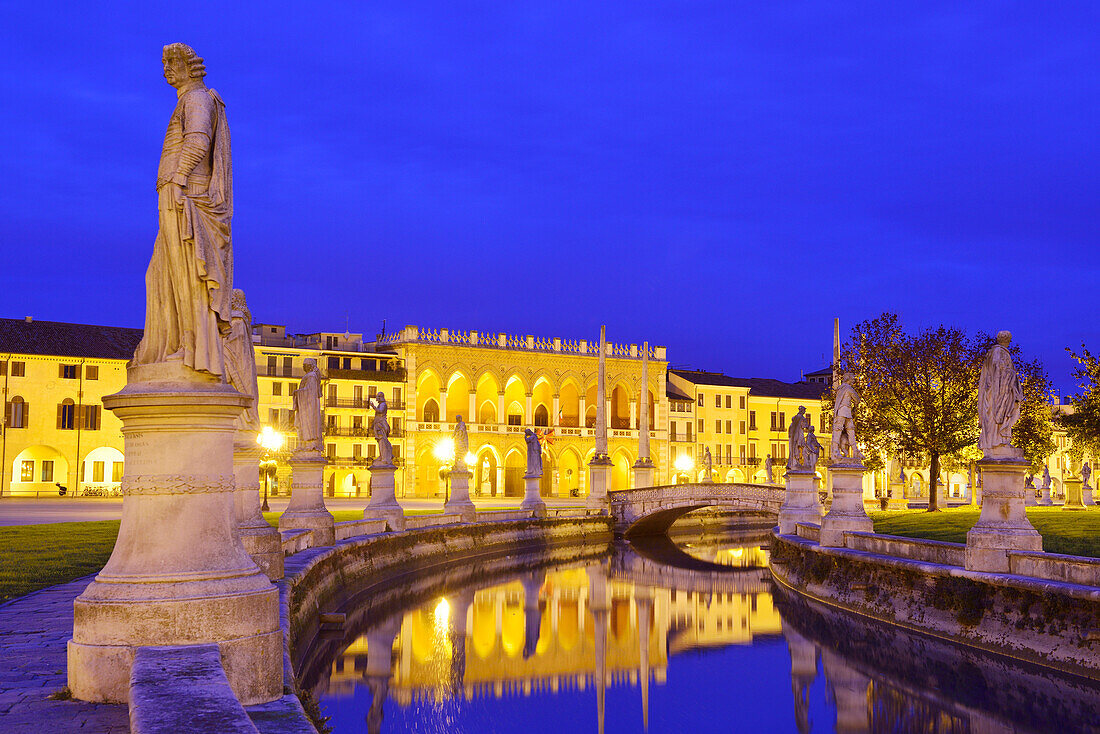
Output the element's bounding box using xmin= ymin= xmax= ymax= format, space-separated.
xmin=610 ymin=481 xmax=784 ymax=507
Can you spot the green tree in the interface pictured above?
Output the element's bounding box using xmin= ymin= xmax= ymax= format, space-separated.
xmin=1061 ymin=345 xmax=1100 ymax=461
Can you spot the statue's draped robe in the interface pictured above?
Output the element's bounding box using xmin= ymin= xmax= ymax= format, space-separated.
xmin=787 ymin=413 xmax=806 ymax=469
xmin=224 ymin=307 xmax=259 ymax=430
xmin=525 ymin=431 xmax=543 ymax=477
xmin=373 ymin=399 xmax=393 ymax=464
xmin=293 ymin=371 xmax=323 ymax=451
xmin=134 ymin=86 xmax=233 ymax=377
xmin=977 ymin=344 xmax=1023 ymax=451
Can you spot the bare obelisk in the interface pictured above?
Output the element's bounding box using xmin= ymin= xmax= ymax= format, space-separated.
xmin=632 ymin=342 xmax=655 ymax=488
xmin=588 ymin=325 xmax=613 ymax=507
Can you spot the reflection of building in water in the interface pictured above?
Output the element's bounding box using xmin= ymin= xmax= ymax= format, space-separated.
xmin=324 ymin=552 xmax=781 ymax=713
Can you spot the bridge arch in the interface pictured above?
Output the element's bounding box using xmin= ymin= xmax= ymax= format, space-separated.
xmin=610 ymin=482 xmax=782 ymax=537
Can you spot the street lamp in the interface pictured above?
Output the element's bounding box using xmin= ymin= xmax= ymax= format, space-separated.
xmin=434 ymin=438 xmax=455 ymax=500
xmin=674 ymin=454 xmax=694 ymax=484
xmin=256 ymin=426 xmax=284 ymax=512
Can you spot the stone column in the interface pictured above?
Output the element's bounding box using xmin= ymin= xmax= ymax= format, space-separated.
xmin=589 ymin=325 xmax=612 ymax=509
xmin=778 ymin=469 xmax=823 ymax=535
xmin=444 ymin=461 xmax=476 ymax=521
xmin=965 ymin=457 xmax=1042 ymax=572
xmin=633 ymin=341 xmax=655 ymax=489
xmin=280 ymin=451 xmax=335 ymax=546
xmin=522 ymin=473 xmax=547 ymax=516
xmin=1064 ymin=476 xmax=1085 ymax=511
xmin=820 ymin=462 xmax=872 ymax=547
xmin=497 ymin=392 xmax=506 ymax=427
xmin=69 ymin=365 xmax=281 ymax=705
xmin=468 ymin=391 xmax=477 ymax=426
xmin=234 ymin=432 xmax=283 ymax=580
xmin=525 ymin=393 xmax=533 ymax=426
xmin=365 ymin=460 xmax=405 ymax=530
xmin=1038 ymin=479 xmax=1054 ymax=506
xmin=552 ymin=394 xmax=560 ymax=427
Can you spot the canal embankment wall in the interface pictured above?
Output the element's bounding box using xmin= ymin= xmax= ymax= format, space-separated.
xmin=770 ymin=527 xmax=1100 ymax=680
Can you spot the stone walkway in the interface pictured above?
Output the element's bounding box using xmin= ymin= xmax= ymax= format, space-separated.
xmin=0 ymin=575 xmax=129 ymax=733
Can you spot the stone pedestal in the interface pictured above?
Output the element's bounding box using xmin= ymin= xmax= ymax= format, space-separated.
xmin=820 ymin=463 xmax=873 ymax=547
xmin=521 ymin=474 xmax=547 ymax=516
xmin=1038 ymin=482 xmax=1054 ymax=506
xmin=234 ymin=436 xmax=283 ymax=580
xmin=279 ymin=451 xmax=335 ymax=546
xmin=632 ymin=458 xmax=655 ymax=490
xmin=965 ymin=457 xmax=1042 ymax=572
xmin=365 ymin=463 xmax=405 ymax=530
xmin=443 ymin=465 xmax=476 ymax=522
xmin=1064 ymin=477 xmax=1085 ymax=511
xmin=1084 ymin=483 xmax=1096 ymax=507
xmin=1024 ymin=483 xmax=1038 ymax=506
xmin=778 ymin=470 xmax=823 ymax=535
xmin=885 ymin=483 xmax=908 ymax=510
xmin=69 ymin=365 xmax=281 ymax=705
xmin=587 ymin=456 xmax=612 ymax=510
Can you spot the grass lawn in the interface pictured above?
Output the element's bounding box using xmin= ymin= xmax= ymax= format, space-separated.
xmin=871 ymin=506 xmax=1100 ymax=558
xmin=0 ymin=520 xmax=120 ymax=603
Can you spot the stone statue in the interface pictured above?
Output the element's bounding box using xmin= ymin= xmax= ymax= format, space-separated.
xmin=764 ymin=454 xmax=774 ymax=483
xmin=899 ymin=466 xmax=907 ymax=484
xmin=805 ymin=425 xmax=823 ymax=470
xmin=369 ymin=391 xmax=392 ymax=466
xmin=133 ymin=43 xmax=234 ymax=379
xmin=703 ymin=447 xmax=713 ymax=479
xmin=1083 ymin=461 xmax=1093 ymax=490
xmin=524 ymin=429 xmax=543 ymax=478
xmin=453 ymin=416 xmax=469 ymax=469
xmin=1025 ymin=474 xmax=1035 ymax=489
xmin=1043 ymin=465 xmax=1052 ymax=490
xmin=222 ymin=288 xmax=258 ymax=430
xmin=978 ymin=331 xmax=1024 ymax=457
xmin=786 ymin=406 xmax=808 ymax=470
xmin=830 ymin=373 xmax=863 ymax=463
xmin=293 ymin=359 xmax=323 ymax=454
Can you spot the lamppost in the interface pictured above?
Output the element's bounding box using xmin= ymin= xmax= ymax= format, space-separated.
xmin=256 ymin=426 xmax=284 ymax=512
xmin=434 ymin=437 xmax=455 ymax=501
xmin=674 ymin=454 xmax=694 ymax=485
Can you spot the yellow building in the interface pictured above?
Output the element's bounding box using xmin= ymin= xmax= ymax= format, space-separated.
xmin=0 ymin=318 xmax=139 ymax=497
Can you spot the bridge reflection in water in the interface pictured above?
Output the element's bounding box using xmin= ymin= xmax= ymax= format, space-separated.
xmin=305 ymin=536 xmax=1100 ymax=733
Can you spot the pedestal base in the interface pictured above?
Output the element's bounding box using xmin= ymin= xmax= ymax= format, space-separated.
xmin=521 ymin=475 xmax=547 ymax=516
xmin=280 ymin=452 xmax=334 ymax=546
xmin=1024 ymin=487 xmax=1038 ymax=506
xmin=965 ymin=457 xmax=1042 ymax=572
xmin=779 ymin=470 xmax=823 ymax=535
xmin=1038 ymin=485 xmax=1054 ymax=506
xmin=443 ymin=466 xmax=476 ymax=522
xmin=366 ymin=464 xmax=405 ymax=531
xmin=1085 ymin=484 xmax=1096 ymax=506
xmin=820 ymin=464 xmax=873 ymax=547
xmin=69 ymin=367 xmax=281 ymax=705
xmin=587 ymin=458 xmax=612 ymax=509
xmin=239 ymin=524 xmax=284 ymax=580
xmin=632 ymin=460 xmax=655 ymax=490
xmin=1063 ymin=478 xmax=1085 ymax=511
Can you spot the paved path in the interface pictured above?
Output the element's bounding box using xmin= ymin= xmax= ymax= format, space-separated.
xmin=0 ymin=576 xmax=128 ymax=732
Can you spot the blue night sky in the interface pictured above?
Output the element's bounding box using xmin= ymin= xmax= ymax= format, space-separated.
xmin=2 ymin=2 xmax=1097 ymax=393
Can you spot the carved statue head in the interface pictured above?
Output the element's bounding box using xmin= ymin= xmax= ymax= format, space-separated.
xmin=162 ymin=43 xmax=206 ymax=88
xmin=230 ymin=288 xmax=251 ymax=324
xmin=996 ymin=330 xmax=1012 ymax=347
xmin=842 ymin=372 xmax=856 ymax=384
xmin=303 ymin=358 xmax=317 ymax=373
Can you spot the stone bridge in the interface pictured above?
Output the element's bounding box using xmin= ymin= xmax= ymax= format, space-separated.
xmin=610 ymin=482 xmax=784 ymax=537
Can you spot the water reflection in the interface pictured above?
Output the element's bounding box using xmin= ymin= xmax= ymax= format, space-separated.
xmin=305 ymin=535 xmax=1100 ymax=733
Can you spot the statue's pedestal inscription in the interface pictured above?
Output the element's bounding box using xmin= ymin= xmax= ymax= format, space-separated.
xmin=68 ymin=365 xmax=281 ymax=705
xmin=965 ymin=458 xmax=1042 ymax=572
xmin=820 ymin=463 xmax=872 ymax=547
xmin=280 ymin=451 xmax=335 ymax=546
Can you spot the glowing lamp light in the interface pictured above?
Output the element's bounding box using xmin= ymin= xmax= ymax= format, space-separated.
xmin=464 ymin=452 xmax=476 ymax=467
xmin=674 ymin=454 xmax=694 ymax=474
xmin=434 ymin=597 xmax=451 ymax=623
xmin=433 ymin=437 xmax=455 ymax=463
xmin=257 ymin=426 xmax=284 ymax=452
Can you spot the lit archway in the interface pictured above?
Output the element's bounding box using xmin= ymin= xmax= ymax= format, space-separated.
xmin=82 ymin=446 xmax=124 ymax=491
xmin=11 ymin=446 xmax=68 ymax=495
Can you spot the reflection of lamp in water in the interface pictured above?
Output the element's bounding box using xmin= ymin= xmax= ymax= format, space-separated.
xmin=674 ymin=454 xmax=694 ymax=484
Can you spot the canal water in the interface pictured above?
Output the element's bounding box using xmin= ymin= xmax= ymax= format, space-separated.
xmin=299 ymin=532 xmax=1100 ymax=733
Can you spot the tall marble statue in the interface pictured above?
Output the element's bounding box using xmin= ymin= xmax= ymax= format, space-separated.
xmin=830 ymin=373 xmax=863 ymax=463
xmin=453 ymin=416 xmax=469 ymax=468
xmin=369 ymin=391 xmax=392 ymax=465
xmin=1043 ymin=465 xmax=1052 ymax=490
xmin=805 ymin=425 xmax=823 ymax=470
xmin=524 ymin=429 xmax=543 ymax=477
xmin=1083 ymin=461 xmax=1093 ymax=490
xmin=786 ymin=406 xmax=808 ymax=470
xmin=293 ymin=358 xmax=323 ymax=454
xmin=133 ymin=43 xmax=234 ymax=379
xmin=978 ymin=331 xmax=1024 ymax=457
xmin=764 ymin=454 xmax=774 ymax=483
xmin=703 ymin=447 xmax=713 ymax=479
xmin=222 ymin=288 xmax=258 ymax=429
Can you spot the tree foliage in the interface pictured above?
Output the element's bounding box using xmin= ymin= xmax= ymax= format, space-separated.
xmin=831 ymin=313 xmax=1052 ymax=510
xmin=1061 ymin=345 xmax=1100 ymax=462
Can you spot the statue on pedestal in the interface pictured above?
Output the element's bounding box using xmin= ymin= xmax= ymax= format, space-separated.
xmin=453 ymin=416 xmax=469 ymax=468
xmin=369 ymin=391 xmax=392 ymax=466
xmin=764 ymin=454 xmax=774 ymax=483
xmin=805 ymin=425 xmax=823 ymax=470
xmin=703 ymin=447 xmax=713 ymax=480
xmin=978 ymin=331 xmax=1024 ymax=458
xmin=222 ymin=288 xmax=259 ymax=430
xmin=786 ymin=406 xmax=808 ymax=471
xmin=293 ymin=359 xmax=323 ymax=454
xmin=1083 ymin=461 xmax=1093 ymax=491
xmin=524 ymin=428 xmax=543 ymax=478
xmin=133 ymin=43 xmax=234 ymax=379
xmin=1043 ymin=465 xmax=1052 ymax=490
xmin=830 ymin=373 xmax=863 ymax=463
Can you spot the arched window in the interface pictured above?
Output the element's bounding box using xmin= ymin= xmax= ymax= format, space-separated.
xmin=7 ymin=396 xmax=27 ymax=428
xmin=58 ymin=399 xmax=76 ymax=431
xmin=422 ymin=399 xmax=439 ymax=423
xmin=533 ymin=404 xmax=549 ymax=427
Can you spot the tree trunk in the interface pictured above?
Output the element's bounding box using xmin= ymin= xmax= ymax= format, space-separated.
xmin=928 ymin=452 xmax=941 ymax=512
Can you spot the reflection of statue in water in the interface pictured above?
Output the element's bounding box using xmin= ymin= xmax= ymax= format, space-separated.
xmin=978 ymin=331 xmax=1024 ymax=457
xmin=830 ymin=373 xmax=863 ymax=463
xmin=764 ymin=455 xmax=774 ymax=483
xmin=453 ymin=416 xmax=469 ymax=469
xmin=369 ymin=392 xmax=392 ymax=466
xmin=133 ymin=43 xmax=234 ymax=379
xmin=524 ymin=429 xmax=543 ymax=477
xmin=222 ymin=288 xmax=258 ymax=430
xmin=805 ymin=425 xmax=823 ymax=470
xmin=786 ymin=406 xmax=807 ymax=470
xmin=292 ymin=359 xmax=323 ymax=454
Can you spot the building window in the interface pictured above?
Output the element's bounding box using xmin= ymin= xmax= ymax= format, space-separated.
xmin=327 ymin=384 xmax=337 ymax=403
xmin=739 ymin=395 xmax=746 ymax=409
xmin=697 ymin=418 xmax=703 ymax=432
xmin=725 ymin=395 xmax=732 ymax=409
xmin=0 ymin=361 xmax=5 ymax=376
xmin=270 ymin=382 xmax=280 ymax=396
xmin=287 ymin=381 xmax=297 ymax=396
xmin=740 ymin=446 xmax=746 ymax=461
xmin=354 ymin=385 xmax=363 ymax=404
xmin=112 ymin=462 xmax=124 ymax=482
xmin=8 ymin=397 xmax=27 ymax=428
xmin=353 ymin=444 xmax=362 ymax=460
xmin=715 ymin=420 xmax=721 ymax=434
xmin=739 ymin=420 xmax=746 ymax=434
xmin=770 ymin=412 xmax=777 ymax=431
xmin=269 ymin=408 xmax=279 ymax=424
xmin=670 ymin=420 xmax=676 ymax=438
xmin=11 ymin=361 xmax=25 ymax=377
xmin=725 ymin=420 xmax=732 ymax=434
xmin=715 ymin=395 xmax=721 ymax=408
xmin=58 ymin=399 xmax=76 ymax=430
xmin=749 ymin=443 xmax=757 ymax=460
xmin=748 ymin=411 xmax=756 ymax=430
xmin=423 ymin=400 xmax=440 ymax=423
xmin=282 ymin=357 xmax=293 ymax=377
xmin=41 ymin=460 xmax=54 ymax=482
xmin=267 ymin=356 xmax=277 ymax=376
xmin=507 ymin=414 xmax=521 ymax=426
xmin=20 ymin=460 xmax=33 ymax=482
xmin=85 ymin=365 xmax=99 ymax=380
xmin=367 ymin=443 xmax=376 ymax=458
xmin=392 ymin=387 xmax=402 ymax=404
xmin=326 ymin=415 xmax=338 ymax=430
xmin=326 ymin=443 xmax=336 ymax=459
xmin=61 ymin=364 xmax=79 ymax=379
xmin=393 ymin=445 xmax=401 ymax=459
xmin=686 ymin=423 xmax=692 ymax=441
xmin=726 ymin=445 xmax=732 ymax=463
xmin=83 ymin=405 xmax=101 ymax=430
xmin=353 ymin=416 xmax=363 ymax=433
xmin=92 ymin=461 xmax=105 ymax=483
xmin=697 ymin=394 xmax=703 ymax=406
xmin=327 ymin=356 xmax=340 ymax=369
xmin=820 ymin=414 xmax=828 ymax=434
xmin=778 ymin=413 xmax=786 ymax=430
